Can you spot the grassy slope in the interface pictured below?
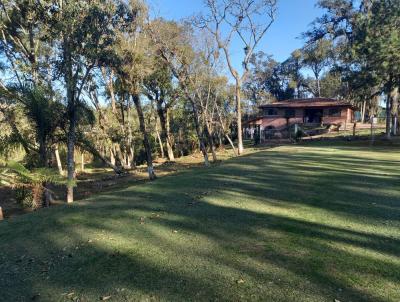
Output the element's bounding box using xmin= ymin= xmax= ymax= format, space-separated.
xmin=0 ymin=141 xmax=399 ymax=302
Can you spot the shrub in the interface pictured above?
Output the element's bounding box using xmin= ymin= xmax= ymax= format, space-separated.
xmin=0 ymin=162 xmax=66 ymax=209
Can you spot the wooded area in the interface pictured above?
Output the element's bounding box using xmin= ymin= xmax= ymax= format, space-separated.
xmin=0 ymin=1 xmax=399 ymax=301
xmin=0 ymin=0 xmax=399 ymax=209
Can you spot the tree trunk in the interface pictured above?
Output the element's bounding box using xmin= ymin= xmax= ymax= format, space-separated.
xmin=215 ymin=102 xmax=238 ymax=156
xmin=102 ymin=67 xmax=117 ymax=114
xmin=189 ymin=99 xmax=209 ymax=166
xmin=63 ymin=31 xmax=75 ymax=204
xmin=38 ymin=135 xmax=47 ymax=167
xmin=157 ymin=101 xmax=175 ymax=161
xmin=66 ymin=117 xmax=75 ymax=204
xmin=156 ymin=126 xmax=165 ymax=159
xmin=43 ymin=184 xmax=54 ymax=208
xmin=75 ymin=139 xmax=123 ymax=174
xmin=361 ymin=100 xmax=367 ymax=123
xmin=204 ymin=119 xmax=217 ymax=162
xmin=386 ymin=94 xmax=391 ymax=139
xmin=225 ymin=134 xmax=237 ymax=156
xmin=110 ymin=146 xmax=115 ymax=166
xmin=54 ymin=145 xmax=63 ymax=175
xmin=235 ymin=80 xmax=244 ymax=155
xmin=164 ymin=108 xmax=175 ymax=161
xmin=132 ymin=94 xmax=156 ymax=180
xmin=129 ymin=145 xmax=135 ymax=169
xmin=81 ymin=151 xmax=85 ymax=172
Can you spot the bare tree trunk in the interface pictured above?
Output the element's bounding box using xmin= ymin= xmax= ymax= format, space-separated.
xmin=225 ymin=134 xmax=237 ymax=155
xmin=64 ymin=32 xmax=75 ymax=204
xmin=215 ymin=102 xmax=238 ymax=156
xmin=110 ymin=146 xmax=115 ymax=166
xmin=102 ymin=67 xmax=117 ymax=114
xmin=386 ymin=94 xmax=392 ymax=139
xmin=189 ymin=99 xmax=209 ymax=166
xmin=155 ymin=125 xmax=165 ymax=159
xmin=66 ymin=118 xmax=75 ymax=204
xmin=361 ymin=100 xmax=367 ymax=123
xmin=164 ymin=108 xmax=175 ymax=161
xmin=157 ymin=101 xmax=175 ymax=161
xmin=81 ymin=151 xmax=85 ymax=172
xmin=43 ymin=186 xmax=54 ymax=208
xmin=204 ymin=120 xmax=217 ymax=162
xmin=236 ymin=81 xmax=244 ymax=155
xmin=390 ymin=88 xmax=399 ymax=136
xmin=129 ymin=145 xmax=135 ymax=169
xmin=132 ymin=94 xmax=156 ymax=180
xmin=54 ymin=145 xmax=63 ymax=175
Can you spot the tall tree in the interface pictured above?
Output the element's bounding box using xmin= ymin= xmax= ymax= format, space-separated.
xmin=198 ymin=0 xmax=277 ymax=154
xmin=305 ymin=0 xmax=400 ymax=137
xmin=113 ymin=8 xmax=157 ymax=180
xmin=302 ymin=39 xmax=333 ymax=97
xmin=144 ymin=61 xmax=176 ymax=161
xmin=148 ymin=20 xmax=211 ymax=166
xmin=51 ymin=0 xmax=135 ymax=202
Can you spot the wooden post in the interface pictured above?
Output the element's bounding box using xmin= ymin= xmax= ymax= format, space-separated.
xmin=0 ymin=207 xmax=3 ymax=220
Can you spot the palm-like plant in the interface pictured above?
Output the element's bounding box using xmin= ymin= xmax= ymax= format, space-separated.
xmin=17 ymin=84 xmax=65 ymax=167
xmin=0 ymin=161 xmax=67 ymax=209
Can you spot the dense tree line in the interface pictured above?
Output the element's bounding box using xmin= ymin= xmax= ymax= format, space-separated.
xmin=0 ymin=0 xmax=398 ymax=207
xmin=0 ymin=0 xmax=277 ymax=206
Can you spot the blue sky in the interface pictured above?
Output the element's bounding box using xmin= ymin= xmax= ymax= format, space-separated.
xmin=149 ymin=0 xmax=325 ymax=72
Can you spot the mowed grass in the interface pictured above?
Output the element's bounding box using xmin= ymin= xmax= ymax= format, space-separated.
xmin=0 ymin=141 xmax=399 ymax=302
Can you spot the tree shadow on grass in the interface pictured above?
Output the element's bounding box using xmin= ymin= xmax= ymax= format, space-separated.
xmin=1 ymin=142 xmax=399 ymax=301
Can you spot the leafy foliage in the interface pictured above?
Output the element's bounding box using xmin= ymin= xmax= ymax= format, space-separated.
xmin=0 ymin=161 xmax=66 ymax=209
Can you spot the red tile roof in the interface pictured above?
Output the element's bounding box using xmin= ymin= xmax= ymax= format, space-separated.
xmin=259 ymin=98 xmax=353 ymax=109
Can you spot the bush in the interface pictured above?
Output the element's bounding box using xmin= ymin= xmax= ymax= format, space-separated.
xmin=0 ymin=161 xmax=66 ymax=209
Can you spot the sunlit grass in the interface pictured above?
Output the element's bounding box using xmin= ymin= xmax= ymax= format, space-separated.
xmin=0 ymin=139 xmax=399 ymax=301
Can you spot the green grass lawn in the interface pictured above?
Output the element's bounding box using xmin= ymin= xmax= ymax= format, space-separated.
xmin=1 ymin=141 xmax=399 ymax=302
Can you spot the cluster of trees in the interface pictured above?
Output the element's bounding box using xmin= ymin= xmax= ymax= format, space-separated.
xmin=244 ymin=0 xmax=400 ymax=136
xmin=0 ymin=0 xmax=278 ymax=205
xmin=244 ymin=38 xmax=335 ymax=107
xmin=0 ymin=0 xmax=398 ymax=207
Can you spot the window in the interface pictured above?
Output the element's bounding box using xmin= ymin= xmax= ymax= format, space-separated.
xmin=328 ymin=108 xmax=341 ymax=117
xmin=264 ymin=108 xmax=278 ymax=116
xmin=285 ymin=109 xmax=295 ymax=118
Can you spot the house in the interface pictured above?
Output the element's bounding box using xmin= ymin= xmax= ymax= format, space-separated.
xmin=244 ymin=98 xmax=355 ymax=139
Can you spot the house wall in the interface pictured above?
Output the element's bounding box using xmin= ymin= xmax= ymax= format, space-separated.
xmin=322 ymin=108 xmax=353 ymax=126
xmin=260 ymin=107 xmax=353 ymax=130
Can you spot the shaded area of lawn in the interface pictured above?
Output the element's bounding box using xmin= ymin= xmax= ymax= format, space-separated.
xmin=0 ymin=141 xmax=399 ymax=301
